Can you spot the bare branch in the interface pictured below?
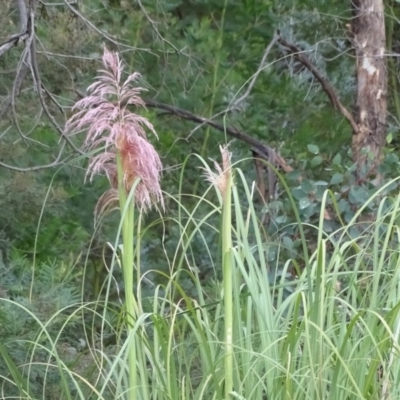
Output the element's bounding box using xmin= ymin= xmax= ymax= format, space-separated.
xmin=0 ymin=1 xmax=30 ymax=121
xmin=8 ymin=8 xmax=36 ymax=145
xmin=17 ymin=0 xmax=28 ymax=31
xmin=0 ymin=0 xmax=29 ymax=57
xmin=148 ymin=97 xmax=293 ymax=203
xmin=73 ymin=88 xmax=292 ymax=171
xmin=278 ymin=36 xmax=358 ymax=133
xmin=28 ymin=19 xmax=85 ymax=155
xmin=1 ymin=2 xmax=84 ymax=160
xmin=145 ymin=100 xmax=292 ymax=172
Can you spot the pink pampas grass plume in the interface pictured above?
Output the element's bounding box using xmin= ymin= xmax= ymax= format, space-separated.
xmin=65 ymin=47 xmax=163 ymax=212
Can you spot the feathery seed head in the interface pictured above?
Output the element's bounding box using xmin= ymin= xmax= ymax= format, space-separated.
xmin=65 ymin=47 xmax=163 ymax=211
xmin=204 ymin=145 xmax=232 ymax=200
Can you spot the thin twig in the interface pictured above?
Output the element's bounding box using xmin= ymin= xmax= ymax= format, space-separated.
xmin=0 ymin=0 xmax=30 ymax=121
xmin=233 ymin=34 xmax=279 ymax=108
xmin=145 ymin=100 xmax=292 ymax=172
xmin=9 ymin=7 xmax=36 ymax=145
xmin=186 ymin=34 xmax=279 ymax=139
xmin=29 ymin=23 xmax=84 ymax=154
xmin=62 ymin=0 xmax=154 ymax=54
xmin=136 ymin=0 xmax=183 ymax=54
xmin=0 ymin=141 xmax=67 ymax=171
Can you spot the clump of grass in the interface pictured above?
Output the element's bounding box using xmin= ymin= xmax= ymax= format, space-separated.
xmin=2 ymin=49 xmax=400 ymax=400
xmin=3 ymin=156 xmax=400 ymax=399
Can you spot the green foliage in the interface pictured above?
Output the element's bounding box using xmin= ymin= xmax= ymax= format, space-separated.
xmin=0 ymin=0 xmax=396 ymax=265
xmin=0 ymin=253 xmax=84 ymax=398
xmin=258 ymin=148 xmax=400 ymax=273
xmin=2 ymin=0 xmax=400 ymax=398
xmin=3 ymin=159 xmax=400 ymax=399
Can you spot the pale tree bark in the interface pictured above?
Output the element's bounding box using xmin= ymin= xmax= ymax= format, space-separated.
xmin=351 ymin=0 xmax=387 ymax=177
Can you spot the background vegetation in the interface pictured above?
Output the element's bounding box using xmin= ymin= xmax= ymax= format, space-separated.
xmin=1 ymin=0 xmax=400 ymax=399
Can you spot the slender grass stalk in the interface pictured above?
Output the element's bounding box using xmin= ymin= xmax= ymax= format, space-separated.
xmin=116 ymin=152 xmax=138 ymax=400
xmin=203 ymin=145 xmax=234 ymax=398
xmin=222 ymin=160 xmax=233 ymax=399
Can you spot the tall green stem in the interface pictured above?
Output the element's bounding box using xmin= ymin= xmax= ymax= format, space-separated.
xmin=222 ymin=170 xmax=233 ymax=399
xmin=117 ymin=152 xmax=137 ymax=400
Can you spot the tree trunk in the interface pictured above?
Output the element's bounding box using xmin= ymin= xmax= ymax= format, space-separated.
xmin=351 ymin=0 xmax=387 ymax=178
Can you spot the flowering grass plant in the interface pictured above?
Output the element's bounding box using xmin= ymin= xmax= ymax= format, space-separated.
xmin=65 ymin=47 xmax=163 ymax=400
